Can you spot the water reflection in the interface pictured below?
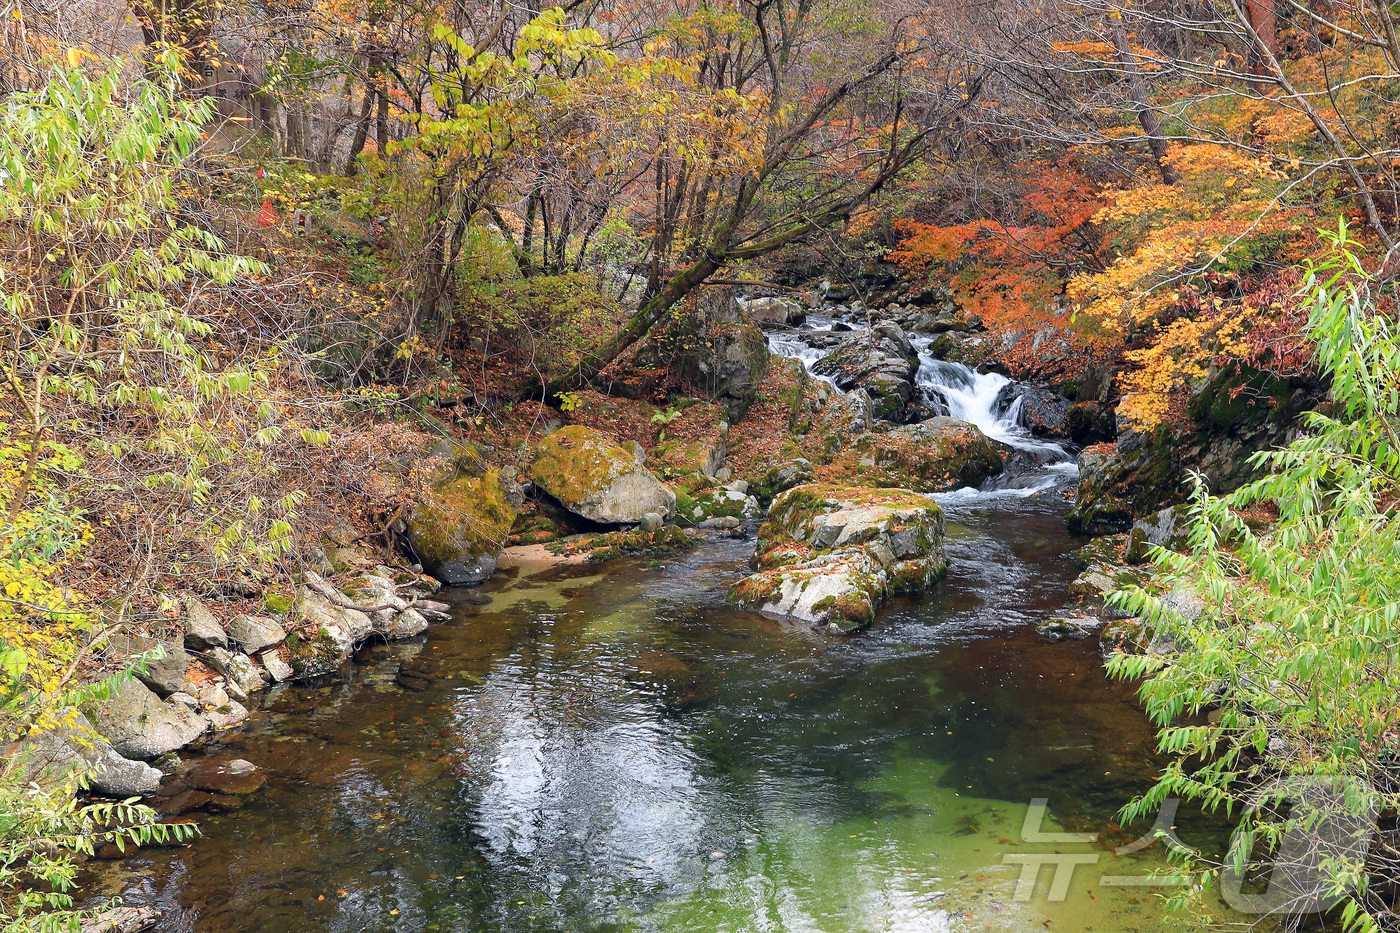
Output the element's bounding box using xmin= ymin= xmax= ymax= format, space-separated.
xmin=87 ymin=507 xmax=1227 ymax=933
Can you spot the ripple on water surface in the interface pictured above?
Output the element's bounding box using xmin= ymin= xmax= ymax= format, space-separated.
xmin=88 ymin=508 xmax=1236 ymax=933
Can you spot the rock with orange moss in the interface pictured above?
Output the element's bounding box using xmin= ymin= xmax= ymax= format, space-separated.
xmin=531 ymin=425 xmax=676 ymax=524
xmin=728 ymin=484 xmax=946 ymax=632
xmin=826 ymin=417 xmax=1003 ymax=493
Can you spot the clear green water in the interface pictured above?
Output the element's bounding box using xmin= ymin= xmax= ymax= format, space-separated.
xmin=89 ymin=496 xmax=1234 ymax=932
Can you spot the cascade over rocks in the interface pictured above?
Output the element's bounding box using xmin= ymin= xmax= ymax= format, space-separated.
xmin=403 ymin=440 xmax=521 ymax=586
xmin=811 ymin=323 xmax=921 ymax=423
xmin=730 ymin=484 xmax=946 ymax=632
xmin=531 ymin=424 xmax=676 ymax=524
xmin=994 ymin=382 xmax=1072 ymax=438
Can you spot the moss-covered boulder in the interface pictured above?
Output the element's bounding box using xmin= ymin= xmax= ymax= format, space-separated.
xmin=729 ymin=484 xmax=946 ymax=633
xmin=825 ymin=417 xmax=1003 ymax=493
xmin=532 ymin=425 xmax=676 ymax=524
xmin=404 ymin=442 xmax=520 ymax=586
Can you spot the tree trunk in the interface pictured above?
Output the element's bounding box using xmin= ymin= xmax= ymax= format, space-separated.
xmin=1110 ymin=19 xmax=1180 ymax=184
xmin=344 ymin=82 xmax=375 ymax=176
xmin=544 ymin=252 xmax=720 ymax=402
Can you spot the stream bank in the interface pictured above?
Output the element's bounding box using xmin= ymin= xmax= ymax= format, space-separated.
xmin=83 ymin=462 xmax=1240 ymax=933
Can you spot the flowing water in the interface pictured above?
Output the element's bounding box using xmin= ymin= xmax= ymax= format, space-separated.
xmin=85 ymin=321 xmax=1240 ymax=932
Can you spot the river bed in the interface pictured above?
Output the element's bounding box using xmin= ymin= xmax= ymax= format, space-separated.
xmin=88 ymin=488 xmax=1237 ymax=933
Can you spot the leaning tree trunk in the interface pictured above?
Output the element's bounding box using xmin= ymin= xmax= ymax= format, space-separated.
xmin=543 ymin=252 xmax=720 ymax=403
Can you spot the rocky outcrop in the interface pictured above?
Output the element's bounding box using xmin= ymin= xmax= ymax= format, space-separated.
xmin=1067 ymin=365 xmax=1321 ymax=537
xmin=403 ymin=441 xmax=521 ymax=586
xmin=811 ymin=324 xmax=920 ymax=423
xmin=531 ymin=425 xmax=676 ymax=524
xmin=729 ymin=484 xmax=946 ymax=632
xmin=826 ymin=418 xmax=1003 ymax=492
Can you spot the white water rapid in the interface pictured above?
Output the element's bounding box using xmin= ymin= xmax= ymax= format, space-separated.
xmin=766 ymin=317 xmax=1078 ymax=500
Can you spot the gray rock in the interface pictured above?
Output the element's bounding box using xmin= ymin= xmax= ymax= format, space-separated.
xmin=110 ymin=635 xmax=189 ymax=697
xmin=84 ymin=679 xmax=208 ymax=760
xmin=725 ymin=479 xmax=749 ymax=495
xmin=741 ymin=295 xmax=807 ymax=328
xmin=639 ymin=512 xmax=663 ymax=532
xmin=730 ymin=484 xmax=945 ymax=632
xmin=416 ymin=599 xmax=452 ymax=623
xmin=387 ymin=607 xmax=429 ymax=638
xmin=1133 ymin=505 xmax=1190 ymax=549
xmin=1036 ymin=615 xmax=1106 ymax=641
xmin=223 ymin=653 xmax=266 ymax=701
xmin=261 ymin=650 xmax=293 ymax=683
xmin=193 ymin=681 xmax=230 ymax=709
xmin=225 ymin=614 xmax=285 ymax=654
xmin=624 ymin=440 xmax=646 ymax=463
xmin=167 ymin=691 xmax=201 ymax=712
xmin=11 ymin=710 xmax=161 ymax=795
xmin=183 ymin=597 xmax=227 ymax=651
xmin=206 ymin=700 xmax=249 ymax=730
xmin=812 ymin=324 xmax=920 ymax=423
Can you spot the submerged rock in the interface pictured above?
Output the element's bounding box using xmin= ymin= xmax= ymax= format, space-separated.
xmin=404 ymin=441 xmax=521 ymax=586
xmin=1036 ymin=613 xmax=1108 ymax=641
xmin=826 ymin=417 xmax=1003 ymax=493
xmin=186 ymin=756 xmax=265 ymax=796
xmin=729 ymin=484 xmax=946 ymax=632
xmin=531 ymin=425 xmax=676 ymax=524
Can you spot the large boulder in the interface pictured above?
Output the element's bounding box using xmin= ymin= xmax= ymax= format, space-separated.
xmin=225 ymin=614 xmax=285 ymax=655
xmin=531 ymin=425 xmax=676 ymax=524
xmin=10 ymin=710 xmax=163 ymax=796
xmin=183 ymin=597 xmax=227 ymax=652
xmin=994 ymin=382 xmax=1072 ymax=438
xmin=84 ymin=678 xmax=208 ymax=761
xmin=826 ymin=418 xmax=1003 ymax=492
xmin=812 ymin=324 xmax=921 ymax=423
xmin=741 ymin=296 xmax=806 ymax=328
xmin=108 ymin=635 xmax=189 ymax=698
xmin=729 ymin=484 xmax=946 ymax=632
xmin=403 ymin=441 xmax=521 ymax=586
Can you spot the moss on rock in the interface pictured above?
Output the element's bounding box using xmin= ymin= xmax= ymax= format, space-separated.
xmin=532 ymin=425 xmax=677 ymax=524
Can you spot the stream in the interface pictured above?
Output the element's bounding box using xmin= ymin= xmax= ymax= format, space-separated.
xmin=86 ymin=318 xmax=1237 ymax=932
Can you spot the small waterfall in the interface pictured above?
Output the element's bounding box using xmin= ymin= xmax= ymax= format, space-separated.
xmin=765 ymin=313 xmax=1078 ymax=498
